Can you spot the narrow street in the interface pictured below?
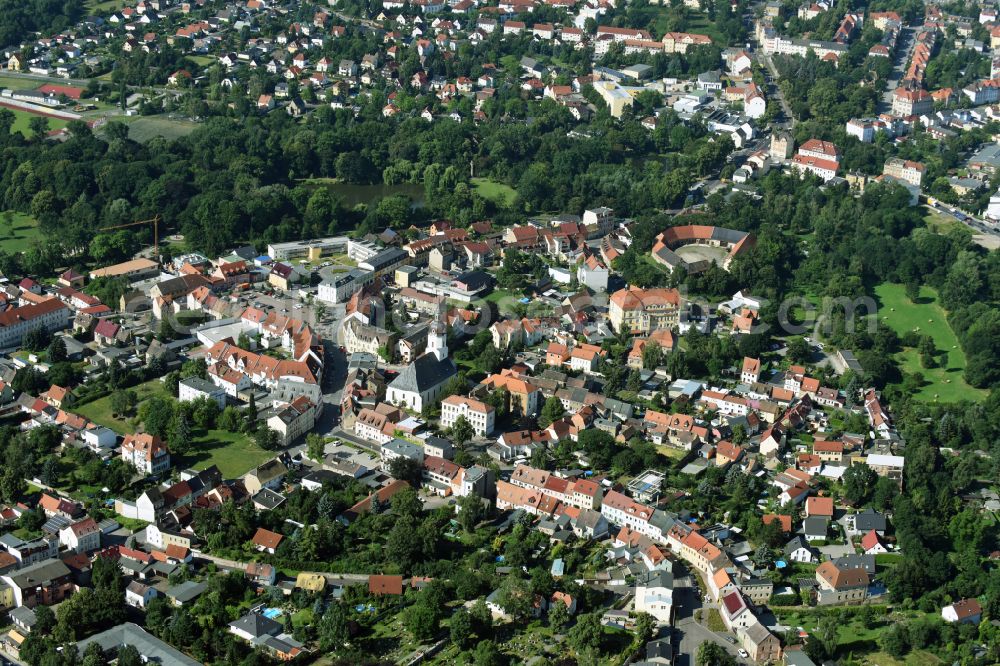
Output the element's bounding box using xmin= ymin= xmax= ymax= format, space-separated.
xmin=193 ymin=551 xmax=372 ymax=585
xmin=878 ymin=26 xmax=917 ymax=113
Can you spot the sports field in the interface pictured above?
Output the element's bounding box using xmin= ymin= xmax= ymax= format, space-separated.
xmin=5 ymin=107 xmax=68 ymax=136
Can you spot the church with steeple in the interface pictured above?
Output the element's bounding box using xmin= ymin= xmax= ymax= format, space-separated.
xmin=386 ymin=320 xmax=457 ymax=412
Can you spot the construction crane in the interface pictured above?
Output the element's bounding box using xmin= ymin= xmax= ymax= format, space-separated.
xmin=99 ymin=215 xmax=161 ymax=258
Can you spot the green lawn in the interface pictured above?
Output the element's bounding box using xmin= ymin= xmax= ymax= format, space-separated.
xmin=874 ymin=283 xmax=986 ymax=402
xmin=472 ymin=177 xmax=517 ymax=206
xmin=6 ymin=108 xmax=68 ymax=136
xmin=86 ymin=0 xmax=127 ymax=11
xmin=183 ymin=429 xmax=272 ymax=479
xmin=186 ymin=55 xmax=215 ymax=67
xmin=75 ymin=379 xmax=167 ymax=434
xmin=0 ymin=211 xmax=43 ymax=253
xmin=75 ymin=378 xmax=269 ymax=478
xmin=865 ymin=651 xmax=943 ymax=666
xmin=122 ymin=116 xmax=199 ymax=142
xmin=673 ymin=14 xmax=726 ymax=44
xmin=0 ymin=75 xmax=38 ymax=91
xmin=922 ymin=207 xmax=968 ymax=235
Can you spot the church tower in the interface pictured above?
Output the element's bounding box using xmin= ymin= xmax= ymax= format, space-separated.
xmin=428 ymin=320 xmax=448 ymax=361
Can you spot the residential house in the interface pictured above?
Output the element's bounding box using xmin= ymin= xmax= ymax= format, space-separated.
xmin=121 ymin=434 xmax=171 ymax=475
xmin=815 ymin=560 xmax=869 ymax=604
xmin=942 ymin=598 xmax=982 ymax=624
xmin=1 ymin=559 xmax=74 ymax=607
xmin=58 ymin=518 xmax=100 ymax=553
xmin=243 ymin=459 xmax=288 ymax=495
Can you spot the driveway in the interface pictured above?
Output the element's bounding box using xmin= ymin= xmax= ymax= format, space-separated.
xmin=674 ymin=619 xmax=743 ymax=666
xmin=818 ymin=543 xmax=854 ymax=559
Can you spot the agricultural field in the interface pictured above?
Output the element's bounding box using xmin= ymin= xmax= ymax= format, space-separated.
xmin=0 ymin=211 xmax=43 ymax=253
xmin=874 ymin=283 xmax=986 ymax=402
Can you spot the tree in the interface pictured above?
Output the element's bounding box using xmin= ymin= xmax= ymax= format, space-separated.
xmin=473 ymin=640 xmax=503 ymax=666
xmin=390 ymin=486 xmax=423 ymax=519
xmin=457 ymin=494 xmax=486 ymax=532
xmin=405 ymin=602 xmax=440 ymax=641
xmin=139 ymin=396 xmax=174 ymax=438
xmin=29 ymin=115 xmax=49 ymax=139
xmin=808 ymin=614 xmax=840 ymax=661
xmin=479 ymin=345 xmax=502 ymax=374
xmin=697 ymin=642 xmax=736 ymax=666
xmin=450 ymin=415 xmax=474 ymax=448
xmin=385 ymin=515 xmax=424 ymax=573
xmin=538 ymin=396 xmax=565 ymax=428
xmin=450 ymin=607 xmax=473 ymax=648
xmin=244 ymin=394 xmax=258 ymax=431
xmin=306 ymin=433 xmax=326 ymax=463
xmin=568 ymin=612 xmax=604 ymax=654
xmin=46 ymin=336 xmax=67 ymax=363
xmin=388 ymin=457 xmax=422 ymax=486
xmin=117 ymin=645 xmax=143 ymax=666
xmin=109 ymin=390 xmax=136 ymax=417
xmin=548 ymin=598 xmax=570 ymax=629
xmin=752 ymin=544 xmax=773 ymax=567
xmin=841 ymin=462 xmax=878 ymax=506
xmin=642 ymin=341 xmax=662 ymax=369
xmin=787 ymin=337 xmax=811 ymax=364
xmin=254 ymin=426 xmax=280 ymax=451
xmin=169 ymin=411 xmax=192 ymax=456
xmin=634 ymin=612 xmax=655 ymax=643
xmin=496 ymin=575 xmax=534 ymax=622
xmin=23 ymin=327 xmax=49 ymax=352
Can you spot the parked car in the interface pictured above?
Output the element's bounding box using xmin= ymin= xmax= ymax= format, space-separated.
xmin=738 ymin=649 xmax=749 ymax=658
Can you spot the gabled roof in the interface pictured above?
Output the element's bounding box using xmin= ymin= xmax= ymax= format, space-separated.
xmin=252 ymin=527 xmax=283 ymax=550
xmin=369 ymin=574 xmax=403 ymax=595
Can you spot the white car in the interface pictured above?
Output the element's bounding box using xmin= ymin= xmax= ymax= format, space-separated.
xmin=738 ymin=649 xmax=749 ymax=658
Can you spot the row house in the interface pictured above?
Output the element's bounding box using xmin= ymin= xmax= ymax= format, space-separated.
xmin=698 ymin=390 xmax=750 ymax=417
xmin=600 ymin=490 xmax=669 ymax=541
xmin=509 ymin=464 xmax=603 ymax=510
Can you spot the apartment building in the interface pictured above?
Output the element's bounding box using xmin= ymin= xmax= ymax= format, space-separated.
xmin=440 ymin=395 xmax=495 ymax=436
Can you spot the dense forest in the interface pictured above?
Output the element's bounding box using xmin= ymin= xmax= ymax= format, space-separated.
xmin=0 ymin=0 xmax=84 ymax=51
xmin=0 ymin=87 xmax=725 ymax=274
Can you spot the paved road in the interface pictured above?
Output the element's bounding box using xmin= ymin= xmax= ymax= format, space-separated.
xmin=760 ymin=54 xmax=795 ymax=128
xmin=879 ymin=26 xmax=917 ymax=112
xmin=194 ymin=551 xmax=371 ymax=584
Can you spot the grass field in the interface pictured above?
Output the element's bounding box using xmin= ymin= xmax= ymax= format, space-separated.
xmin=74 ymin=379 xmax=167 ymax=433
xmin=775 ymin=609 xmax=940 ymax=660
xmin=6 ymin=108 xmax=68 ymax=136
xmin=123 ymin=116 xmax=199 ymax=142
xmin=874 ymin=283 xmax=986 ymax=402
xmin=186 ymin=55 xmax=215 ymax=67
xmin=86 ymin=0 xmax=127 ymax=11
xmin=673 ymin=14 xmax=726 ymax=44
xmin=472 ymin=177 xmax=517 ymax=206
xmin=184 ymin=429 xmax=272 ymax=478
xmin=75 ymin=378 xmax=271 ymax=477
xmin=0 ymin=211 xmax=43 ymax=253
xmin=922 ymin=207 xmax=968 ymax=234
xmin=0 ymin=75 xmax=38 ymax=91
xmin=864 ymin=651 xmax=943 ymax=666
